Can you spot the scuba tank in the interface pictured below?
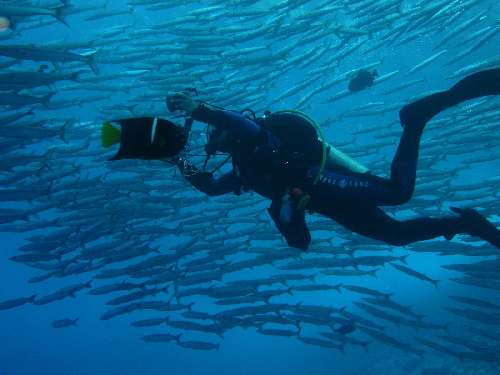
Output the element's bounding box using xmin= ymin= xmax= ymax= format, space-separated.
xmin=257 ymin=110 xmax=369 ymax=183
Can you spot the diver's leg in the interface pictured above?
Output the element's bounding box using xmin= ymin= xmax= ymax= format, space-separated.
xmin=390 ymin=68 xmax=500 ymax=204
xmin=324 ymin=204 xmax=463 ymax=246
xmin=306 ymin=170 xmax=500 ymax=247
xmin=399 ymin=68 xmax=500 ymax=131
xmin=318 ymin=203 xmax=499 ymax=248
xmin=306 ymin=167 xmax=412 ymax=206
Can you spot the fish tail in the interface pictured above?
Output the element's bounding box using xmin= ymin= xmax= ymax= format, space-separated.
xmin=60 ymin=119 xmax=75 ymax=144
xmin=399 ymin=254 xmax=409 ymax=265
xmin=431 ymin=279 xmax=440 ymax=288
xmin=173 ymin=284 xmax=179 ymax=302
xmin=442 ymin=322 xmax=450 ymax=333
xmin=362 ymin=341 xmax=370 ymax=352
xmin=54 ymin=1 xmax=70 ymax=27
xmin=29 ymin=294 xmax=37 ymax=303
xmin=71 ymin=71 xmax=83 ymax=82
xmin=42 ymin=93 xmax=55 ymax=108
xmin=101 ymin=121 xmax=121 ymax=148
xmin=86 ymin=54 xmax=99 ymax=75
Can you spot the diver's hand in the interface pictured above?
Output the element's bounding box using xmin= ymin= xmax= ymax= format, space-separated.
xmin=167 ymin=92 xmax=199 ymax=115
xmin=175 ymin=156 xmax=213 ymax=187
xmin=175 ymin=156 xmax=201 ymax=177
xmin=174 ymin=156 xmax=192 ymax=174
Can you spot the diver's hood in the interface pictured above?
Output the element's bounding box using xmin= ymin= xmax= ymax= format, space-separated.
xmin=107 ymin=117 xmax=187 ymax=160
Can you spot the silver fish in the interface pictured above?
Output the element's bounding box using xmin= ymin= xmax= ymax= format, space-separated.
xmin=0 ymin=295 xmax=36 ymax=310
xmin=51 ymin=318 xmax=78 ymax=328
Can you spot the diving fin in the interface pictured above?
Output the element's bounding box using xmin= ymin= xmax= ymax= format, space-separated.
xmin=101 ymin=122 xmax=121 ymax=148
xmin=451 ymin=207 xmax=500 ymax=249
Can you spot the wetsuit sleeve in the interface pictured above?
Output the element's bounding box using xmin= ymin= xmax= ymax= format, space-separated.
xmin=177 ymin=158 xmax=242 ymax=196
xmin=191 ymin=104 xmax=261 ymax=139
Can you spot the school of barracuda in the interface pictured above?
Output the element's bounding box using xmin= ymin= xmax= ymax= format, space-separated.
xmin=0 ymin=0 xmax=499 ymax=371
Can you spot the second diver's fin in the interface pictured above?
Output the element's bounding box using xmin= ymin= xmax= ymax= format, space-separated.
xmin=101 ymin=122 xmax=121 ymax=148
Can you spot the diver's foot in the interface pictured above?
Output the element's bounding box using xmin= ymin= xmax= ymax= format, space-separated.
xmin=399 ymin=90 xmax=451 ymax=133
xmin=451 ymin=207 xmax=500 ymax=249
xmin=399 ymin=102 xmax=424 ymax=131
xmin=399 ymin=102 xmax=430 ymax=134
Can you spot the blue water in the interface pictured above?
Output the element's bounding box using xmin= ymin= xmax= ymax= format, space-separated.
xmin=1 ymin=1 xmax=500 ymax=374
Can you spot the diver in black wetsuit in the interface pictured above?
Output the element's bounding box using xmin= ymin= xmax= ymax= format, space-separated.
xmin=167 ymin=68 xmax=500 ymax=250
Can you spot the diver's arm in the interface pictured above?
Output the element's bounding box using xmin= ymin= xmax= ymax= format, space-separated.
xmin=168 ymin=92 xmax=261 ymax=139
xmin=191 ymin=104 xmax=261 ymax=140
xmin=176 ymin=157 xmax=241 ymax=196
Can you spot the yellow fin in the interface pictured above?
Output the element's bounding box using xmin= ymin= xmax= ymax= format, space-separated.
xmin=101 ymin=122 xmax=121 ymax=148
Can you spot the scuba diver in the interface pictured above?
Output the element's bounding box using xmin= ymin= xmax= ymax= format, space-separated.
xmin=103 ymin=69 xmax=500 ymax=250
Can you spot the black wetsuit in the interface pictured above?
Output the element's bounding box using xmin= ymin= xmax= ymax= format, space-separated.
xmin=179 ymin=68 xmax=500 ymax=250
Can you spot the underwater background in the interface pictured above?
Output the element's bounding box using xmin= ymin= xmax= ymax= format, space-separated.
xmin=1 ymin=0 xmax=499 ymax=374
